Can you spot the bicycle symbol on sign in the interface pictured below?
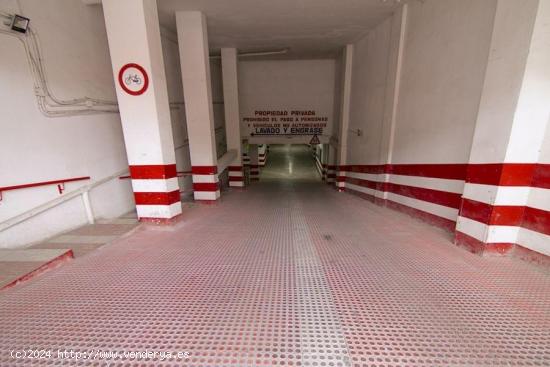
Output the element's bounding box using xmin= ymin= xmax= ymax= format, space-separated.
xmin=124 ymin=73 xmax=142 ymax=86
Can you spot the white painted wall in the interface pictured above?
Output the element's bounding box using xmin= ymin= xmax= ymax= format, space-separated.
xmin=520 ymin=122 xmax=550 ymax=256
xmin=161 ymin=28 xmax=193 ymax=195
xmin=512 ymin=0 xmax=550 ymax=256
xmin=343 ymin=0 xmax=550 ymax=259
xmin=0 ymin=0 xmax=134 ymax=248
xmin=239 ymin=59 xmax=337 ymax=145
xmin=465 ymin=0 xmax=538 ymax=164
xmin=346 ymin=0 xmax=498 ymax=165
xmin=347 ymin=17 xmax=392 ymax=165
xmin=342 ymin=0 xmax=496 ymax=226
xmin=0 ymin=1 xmax=226 ymax=247
xmin=331 ymin=51 xmax=343 ymax=146
xmin=391 ymin=0 xmax=496 ymax=164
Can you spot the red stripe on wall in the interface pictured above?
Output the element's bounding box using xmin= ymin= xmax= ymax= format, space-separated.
xmin=337 ymin=163 xmax=549 ymax=185
xmin=191 ymin=166 xmax=218 ymax=175
xmin=345 ymin=186 xmax=377 ymax=202
xmin=129 ymin=164 xmax=177 ymax=179
xmin=340 ymin=164 xmax=467 ymax=179
xmin=459 ymin=199 xmax=525 ymax=226
xmin=344 ymin=177 xmax=461 ymax=209
xmin=532 ymin=164 xmax=550 ymax=189
xmin=490 ymin=205 xmax=526 ymax=226
xmin=134 ymin=190 xmax=180 ymax=205
xmin=339 ymin=162 xmax=550 ymax=230
xmin=385 ymin=199 xmax=457 ymax=232
xmin=228 ymin=176 xmax=244 ymax=182
xmin=345 ymin=183 xmax=548 ymax=240
xmin=344 ymin=177 xmax=380 ymax=191
xmin=386 ymin=182 xmax=462 ymax=209
xmin=459 ymin=199 xmax=493 ymax=225
xmin=340 ymin=165 xmax=386 ymax=174
xmin=455 ymin=231 xmax=515 ymax=255
xmin=228 ymin=166 xmax=243 ymax=172
xmin=193 ymin=182 xmax=219 ymax=192
xmin=522 ymin=206 xmax=550 ymax=236
xmin=389 ymin=164 xmax=467 ymax=180
xmin=459 ymin=199 xmax=550 ymax=236
xmin=466 ymin=163 xmax=535 ymax=186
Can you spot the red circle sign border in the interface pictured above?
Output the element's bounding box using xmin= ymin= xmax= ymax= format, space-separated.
xmin=118 ymin=63 xmax=149 ymax=96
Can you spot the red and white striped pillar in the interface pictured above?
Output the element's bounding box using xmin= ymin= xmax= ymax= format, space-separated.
xmin=242 ymin=151 xmax=250 ymax=166
xmin=336 ymin=44 xmax=353 ymax=191
xmin=221 ymin=48 xmax=244 ymax=188
xmin=455 ymin=0 xmax=550 ymax=256
xmin=103 ymin=0 xmax=182 ymax=222
xmin=259 ymin=144 xmax=267 ymax=167
xmin=176 ymin=11 xmax=220 ymax=202
xmin=249 ymin=144 xmax=260 ymax=181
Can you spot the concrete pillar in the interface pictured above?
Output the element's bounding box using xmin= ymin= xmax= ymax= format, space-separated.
xmin=102 ymin=0 xmax=181 ymax=223
xmin=336 ymin=44 xmax=353 ymax=191
xmin=242 ymin=149 xmax=250 ymax=167
xmin=326 ymin=145 xmax=337 ymax=185
xmin=221 ymin=48 xmax=244 ymax=188
xmin=377 ymin=4 xmax=407 ymax=203
xmin=455 ymin=0 xmax=550 ymax=255
xmin=321 ymin=144 xmax=330 ymax=181
xmin=249 ymin=144 xmax=259 ymax=181
xmin=176 ymin=11 xmax=219 ymax=202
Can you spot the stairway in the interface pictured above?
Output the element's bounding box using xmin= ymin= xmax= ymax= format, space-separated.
xmin=0 ymin=212 xmax=139 ymax=291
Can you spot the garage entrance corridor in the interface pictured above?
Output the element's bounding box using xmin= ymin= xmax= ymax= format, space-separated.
xmin=1 ymin=145 xmax=549 ymax=367
xmin=260 ymin=145 xmax=320 ymax=181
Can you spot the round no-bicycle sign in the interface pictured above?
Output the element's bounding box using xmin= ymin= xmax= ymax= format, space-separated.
xmin=118 ymin=63 xmax=149 ymax=96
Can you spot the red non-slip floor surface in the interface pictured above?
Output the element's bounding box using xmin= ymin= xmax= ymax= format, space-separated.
xmin=1 ymin=145 xmax=549 ymax=366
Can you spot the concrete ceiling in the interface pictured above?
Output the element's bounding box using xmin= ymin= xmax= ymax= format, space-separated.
xmin=157 ymin=0 xmax=402 ymax=59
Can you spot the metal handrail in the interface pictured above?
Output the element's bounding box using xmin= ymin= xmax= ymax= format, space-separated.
xmin=118 ymin=171 xmax=191 ymax=180
xmin=0 ymin=169 xmax=128 ymax=233
xmin=0 ymin=176 xmax=90 ymax=200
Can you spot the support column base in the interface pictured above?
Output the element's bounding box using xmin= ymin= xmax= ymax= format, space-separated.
xmin=193 ymin=190 xmax=221 ymax=201
xmin=454 ymin=231 xmax=515 ymax=256
xmin=194 ymin=200 xmax=220 ymax=205
xmin=454 ymin=231 xmax=550 ymax=268
xmin=139 ymin=213 xmax=183 ymax=225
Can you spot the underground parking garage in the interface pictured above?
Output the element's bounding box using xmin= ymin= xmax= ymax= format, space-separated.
xmin=0 ymin=0 xmax=549 ymax=366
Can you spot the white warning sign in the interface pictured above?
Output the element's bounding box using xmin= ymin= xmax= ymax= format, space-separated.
xmin=309 ymin=134 xmax=320 ymax=145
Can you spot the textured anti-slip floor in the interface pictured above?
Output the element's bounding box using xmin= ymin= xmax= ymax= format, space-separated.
xmin=0 ymin=145 xmax=549 ymax=366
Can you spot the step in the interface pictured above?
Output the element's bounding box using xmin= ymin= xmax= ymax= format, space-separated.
xmin=0 ymin=249 xmax=74 ymax=291
xmin=31 ymin=221 xmax=139 ymax=258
